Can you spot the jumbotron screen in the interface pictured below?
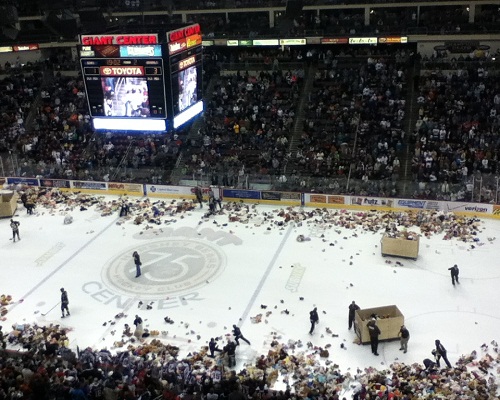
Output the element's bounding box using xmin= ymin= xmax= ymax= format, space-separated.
xmin=166 ymin=24 xmax=204 ymax=129
xmin=169 ymin=45 xmax=203 ymax=128
xmin=80 ymin=33 xmax=168 ymax=132
xmin=79 ymin=29 xmax=203 ymax=132
xmin=81 ymin=58 xmax=166 ymax=117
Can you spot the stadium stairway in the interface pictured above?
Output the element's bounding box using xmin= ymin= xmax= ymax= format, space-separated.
xmin=24 ymin=67 xmax=54 ymax=134
xmin=397 ymin=55 xmax=421 ymax=196
xmin=283 ymin=63 xmax=317 ymax=175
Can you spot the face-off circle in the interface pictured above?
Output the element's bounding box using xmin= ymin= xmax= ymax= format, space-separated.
xmin=102 ymin=239 xmax=226 ymax=299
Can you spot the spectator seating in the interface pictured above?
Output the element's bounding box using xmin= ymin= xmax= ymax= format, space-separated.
xmin=412 ymin=60 xmax=500 ymax=200
xmin=182 ymin=66 xmax=302 ymax=186
xmin=290 ymin=48 xmax=408 ymax=198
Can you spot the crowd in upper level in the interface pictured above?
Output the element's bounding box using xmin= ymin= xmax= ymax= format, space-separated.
xmin=1 ymin=42 xmax=500 ymax=202
xmin=9 ymin=0 xmax=500 ymax=43
xmin=184 ymin=61 xmax=303 ymax=187
xmin=411 ymin=58 xmax=500 ymax=202
xmin=191 ymin=4 xmax=500 ymax=40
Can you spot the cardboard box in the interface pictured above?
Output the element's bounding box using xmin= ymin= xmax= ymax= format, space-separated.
xmin=0 ymin=191 xmax=18 ymax=218
xmin=354 ymin=305 xmax=404 ymax=344
xmin=381 ymin=234 xmax=419 ymax=260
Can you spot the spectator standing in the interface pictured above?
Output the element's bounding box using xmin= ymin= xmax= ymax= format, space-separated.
xmin=0 ymin=325 xmax=6 ymax=349
xmin=434 ymin=339 xmax=452 ymax=368
xmin=224 ymin=339 xmax=237 ymax=368
xmin=89 ymin=378 xmax=104 ymax=399
xmin=10 ymin=219 xmax=20 ymax=242
xmin=228 ymin=386 xmax=246 ymax=400
xmin=133 ymin=315 xmax=144 ymax=341
xmin=448 ymin=264 xmax=459 ymax=286
xmin=348 ymin=301 xmax=360 ymax=330
xmin=209 ymin=338 xmax=222 ymax=358
xmin=20 ymin=192 xmax=28 ymax=209
xmin=423 ymin=358 xmax=438 ymax=372
xmin=309 ymin=307 xmax=319 ymax=334
xmin=211 ymin=186 xmax=223 ymax=210
xmin=25 ymin=199 xmax=35 ymax=215
xmin=367 ymin=316 xmax=381 ymax=356
xmin=399 ymin=325 xmax=410 ymax=353
xmin=60 ymin=288 xmax=70 ymax=318
xmin=194 ymin=186 xmax=203 ymax=208
xmin=119 ymin=202 xmax=129 ymax=217
xmin=208 ymin=193 xmax=217 ymax=216
xmin=132 ymin=251 xmax=142 ymax=278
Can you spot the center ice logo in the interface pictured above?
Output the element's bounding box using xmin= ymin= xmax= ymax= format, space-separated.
xmin=102 ymin=239 xmax=226 ymax=299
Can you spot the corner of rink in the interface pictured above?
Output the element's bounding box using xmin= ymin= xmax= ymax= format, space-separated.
xmin=1 ymin=189 xmax=500 ymax=397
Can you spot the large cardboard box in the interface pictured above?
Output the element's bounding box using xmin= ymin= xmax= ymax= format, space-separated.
xmin=381 ymin=234 xmax=419 ymax=260
xmin=354 ymin=305 xmax=404 ymax=344
xmin=0 ymin=191 xmax=18 ymax=218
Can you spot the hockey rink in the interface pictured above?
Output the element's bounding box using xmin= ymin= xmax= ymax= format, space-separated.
xmin=1 ymin=194 xmax=500 ymax=385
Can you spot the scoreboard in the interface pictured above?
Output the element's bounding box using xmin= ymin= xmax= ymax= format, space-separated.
xmin=79 ymin=26 xmax=204 ymax=133
xmin=81 ymin=58 xmax=166 ymax=118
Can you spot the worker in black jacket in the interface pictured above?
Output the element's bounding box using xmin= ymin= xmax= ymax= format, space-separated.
xmin=309 ymin=307 xmax=319 ymax=334
xmin=399 ymin=325 xmax=410 ymax=353
xmin=367 ymin=316 xmax=381 ymax=356
xmin=448 ymin=264 xmax=460 ymax=285
xmin=348 ymin=301 xmax=360 ymax=330
xmin=434 ymin=339 xmax=452 ymax=368
xmin=60 ymin=288 xmax=70 ymax=318
xmin=232 ymin=325 xmax=250 ymax=345
xmin=224 ymin=340 xmax=237 ymax=367
xmin=208 ymin=338 xmax=222 ymax=357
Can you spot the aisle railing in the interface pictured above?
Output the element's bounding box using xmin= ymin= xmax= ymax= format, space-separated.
xmin=3 ymin=153 xmax=500 ymax=205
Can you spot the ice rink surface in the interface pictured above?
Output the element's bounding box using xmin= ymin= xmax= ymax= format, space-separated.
xmin=1 ymin=195 xmax=500 ymax=381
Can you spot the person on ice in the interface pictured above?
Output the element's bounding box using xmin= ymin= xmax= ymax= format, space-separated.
xmin=60 ymin=288 xmax=70 ymax=318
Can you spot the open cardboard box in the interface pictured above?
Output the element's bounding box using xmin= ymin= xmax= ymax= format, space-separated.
xmin=0 ymin=191 xmax=18 ymax=218
xmin=354 ymin=305 xmax=404 ymax=344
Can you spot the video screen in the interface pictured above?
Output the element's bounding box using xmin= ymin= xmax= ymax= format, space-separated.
xmin=178 ymin=66 xmax=198 ymax=113
xmin=101 ymin=77 xmax=151 ymax=117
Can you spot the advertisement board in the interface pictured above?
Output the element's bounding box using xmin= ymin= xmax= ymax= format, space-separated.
xmin=328 ymin=195 xmax=344 ymax=204
xmin=223 ymin=189 xmax=261 ymax=200
xmin=444 ymin=202 xmax=492 ymax=214
xmin=307 ymin=194 xmax=344 ymax=204
xmin=107 ymin=182 xmax=143 ymax=195
xmin=279 ymin=39 xmax=306 ymax=46
xmin=350 ymin=196 xmax=393 ymax=207
xmin=71 ymin=181 xmax=107 ymax=190
xmin=6 ymin=177 xmax=39 ymax=186
xmin=261 ymin=191 xmax=281 ymax=201
xmin=145 ymin=185 xmax=194 ymax=196
xmin=396 ymin=199 xmax=427 ymax=209
xmin=321 ymin=38 xmax=348 ymax=44
xmin=309 ymin=194 xmax=327 ymax=203
xmin=39 ymin=179 xmax=71 ymax=188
